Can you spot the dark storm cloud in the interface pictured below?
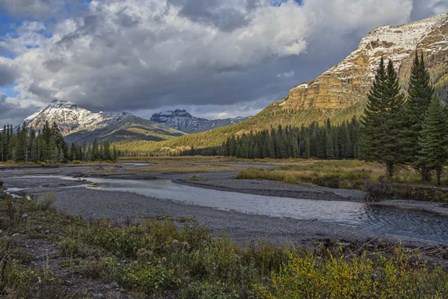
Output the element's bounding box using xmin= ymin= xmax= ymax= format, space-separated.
xmin=168 ymin=0 xmax=259 ymax=31
xmin=0 ymin=95 xmax=38 ymax=124
xmin=411 ymin=0 xmax=448 ymax=19
xmin=0 ymin=63 xmax=16 ymax=86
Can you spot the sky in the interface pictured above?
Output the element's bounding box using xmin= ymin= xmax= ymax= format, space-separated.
xmin=0 ymin=0 xmax=447 ymax=124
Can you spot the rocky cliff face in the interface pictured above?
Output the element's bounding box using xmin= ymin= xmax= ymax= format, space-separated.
xmin=279 ymin=13 xmax=448 ymax=113
xmin=150 ymin=109 xmax=249 ymax=133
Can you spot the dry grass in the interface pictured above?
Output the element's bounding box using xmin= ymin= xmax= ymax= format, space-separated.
xmin=87 ymin=156 xmax=253 ymax=175
xmin=236 ymin=160 xmax=448 ymax=202
xmin=237 ymin=160 xmax=430 ymax=189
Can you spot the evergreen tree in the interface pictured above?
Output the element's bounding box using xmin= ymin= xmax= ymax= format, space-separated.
xmin=15 ymin=125 xmax=27 ymax=162
xmin=303 ymin=136 xmax=311 ymax=159
xmin=416 ymin=96 xmax=448 ymax=185
xmin=360 ymin=57 xmax=387 ymax=161
xmin=360 ymin=58 xmax=404 ymax=177
xmin=400 ymin=52 xmax=434 ymax=180
xmin=381 ymin=59 xmax=406 ymax=176
xmin=324 ymin=120 xmax=335 ymax=159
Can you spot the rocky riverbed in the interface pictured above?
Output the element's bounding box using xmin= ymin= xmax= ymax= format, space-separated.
xmin=1 ymin=161 xmax=448 ymax=247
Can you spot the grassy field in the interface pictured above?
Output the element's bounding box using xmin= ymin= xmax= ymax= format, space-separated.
xmin=0 ymin=191 xmax=447 ymax=298
xmin=237 ymin=159 xmax=448 ymax=202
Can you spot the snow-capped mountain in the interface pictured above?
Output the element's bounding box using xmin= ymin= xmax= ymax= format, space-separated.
xmin=24 ymin=99 xmax=184 ymax=143
xmin=282 ymin=13 xmax=448 ymax=112
xmin=24 ymin=99 xmax=113 ymax=136
xmin=150 ymin=109 xmax=249 ymax=133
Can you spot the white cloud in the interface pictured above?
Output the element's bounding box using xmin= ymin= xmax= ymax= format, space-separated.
xmin=277 ymin=71 xmax=295 ymax=79
xmin=4 ymin=0 xmax=309 ymax=110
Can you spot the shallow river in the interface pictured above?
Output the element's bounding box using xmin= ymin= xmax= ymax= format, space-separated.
xmin=7 ymin=175 xmax=448 ymax=245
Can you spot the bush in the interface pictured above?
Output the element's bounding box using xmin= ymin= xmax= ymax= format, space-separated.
xmin=255 ymin=249 xmax=448 ymax=299
xmin=36 ymin=192 xmax=57 ymax=211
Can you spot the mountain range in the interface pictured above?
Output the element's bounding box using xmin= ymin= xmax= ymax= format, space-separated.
xmin=114 ymin=13 xmax=448 ymax=153
xmin=150 ymin=109 xmax=249 ymax=133
xmin=22 ymin=14 xmax=448 ymax=152
xmin=24 ymin=100 xmax=185 ymax=144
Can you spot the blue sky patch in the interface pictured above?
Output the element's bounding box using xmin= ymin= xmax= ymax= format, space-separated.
xmin=0 ymin=83 xmax=18 ymax=97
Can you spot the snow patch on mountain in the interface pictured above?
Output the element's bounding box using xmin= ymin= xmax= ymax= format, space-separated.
xmin=24 ymin=99 xmax=114 ymax=136
xmin=328 ymin=13 xmax=448 ymax=80
xmin=150 ymin=109 xmax=249 ymax=133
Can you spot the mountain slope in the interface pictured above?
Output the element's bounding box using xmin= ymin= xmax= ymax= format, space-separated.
xmin=118 ymin=13 xmax=448 ymax=153
xmin=25 ymin=100 xmax=185 ymax=144
xmin=24 ymin=99 xmax=112 ymax=135
xmin=150 ymin=109 xmax=249 ymax=133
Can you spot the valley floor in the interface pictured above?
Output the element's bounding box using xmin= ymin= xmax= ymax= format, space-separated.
xmin=1 ymin=158 xmax=447 ymax=245
xmin=1 ymin=158 xmax=448 ymax=297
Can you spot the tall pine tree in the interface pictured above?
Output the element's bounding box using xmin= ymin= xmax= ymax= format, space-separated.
xmin=416 ymin=96 xmax=448 ymax=185
xmin=400 ymin=52 xmax=434 ymax=180
xmin=360 ymin=58 xmax=404 ymax=177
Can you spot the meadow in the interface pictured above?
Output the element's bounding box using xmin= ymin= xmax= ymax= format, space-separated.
xmin=237 ymin=159 xmax=448 ymax=202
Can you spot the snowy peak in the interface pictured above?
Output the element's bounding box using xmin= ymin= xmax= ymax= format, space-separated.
xmin=48 ymin=99 xmax=78 ymax=109
xmin=24 ymin=99 xmax=185 ymax=143
xmin=150 ymin=109 xmax=249 ymax=133
xmin=24 ymin=99 xmax=111 ymax=136
xmin=329 ymin=13 xmax=447 ymax=78
xmin=151 ymin=109 xmax=197 ymax=123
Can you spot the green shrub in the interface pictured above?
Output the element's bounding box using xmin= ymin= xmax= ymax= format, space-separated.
xmin=36 ymin=192 xmax=57 ymax=211
xmin=255 ymin=248 xmax=448 ymax=299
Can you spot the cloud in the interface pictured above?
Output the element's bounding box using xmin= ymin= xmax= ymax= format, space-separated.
xmin=4 ymin=0 xmax=309 ymax=112
xmin=276 ymin=71 xmax=295 ymax=79
xmin=0 ymin=0 xmax=445 ymax=124
xmin=0 ymin=0 xmax=62 ymax=19
xmin=411 ymin=0 xmax=448 ymax=19
xmin=0 ymin=57 xmax=16 ymax=86
xmin=0 ymin=94 xmax=41 ymax=124
xmin=0 ymin=0 xmax=86 ymax=20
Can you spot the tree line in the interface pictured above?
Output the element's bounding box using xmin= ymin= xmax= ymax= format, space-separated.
xmin=221 ymin=119 xmax=360 ymax=159
xmin=0 ymin=121 xmax=118 ymax=163
xmin=360 ymin=53 xmax=448 ymax=184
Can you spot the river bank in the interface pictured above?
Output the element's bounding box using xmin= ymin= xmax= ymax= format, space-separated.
xmin=1 ymin=161 xmax=448 ymax=247
xmin=1 ymin=191 xmax=447 ymax=298
xmin=1 ymin=161 xmax=448 ymax=297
